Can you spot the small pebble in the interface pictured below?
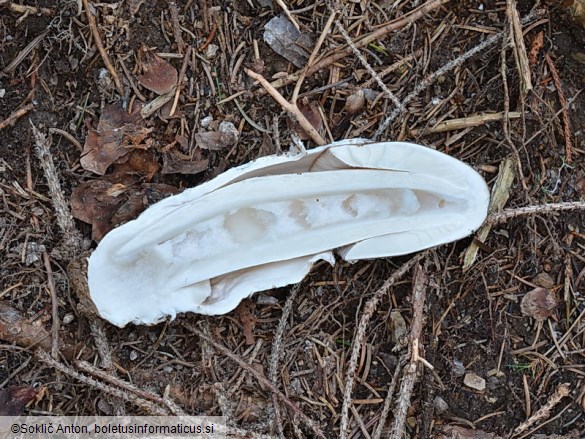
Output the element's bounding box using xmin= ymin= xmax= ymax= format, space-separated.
xmin=129 ymin=350 xmax=138 ymax=361
xmin=464 ymin=372 xmax=486 ymax=391
xmin=452 ymin=359 xmax=465 ymax=377
xmin=62 ymin=313 xmax=75 ymax=324
xmin=200 ymin=115 xmax=213 ymax=128
xmin=433 ymin=396 xmax=449 ymax=414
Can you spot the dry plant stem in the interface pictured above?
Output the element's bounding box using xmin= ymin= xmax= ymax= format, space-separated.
xmin=0 ymin=103 xmax=34 ymax=130
xmin=512 ymin=383 xmax=571 ymax=436
xmin=374 ymin=9 xmax=539 ymax=139
xmin=82 ymin=0 xmax=124 ymax=95
xmin=333 ymin=16 xmax=404 ymax=112
xmin=169 ymin=45 xmax=192 ymax=117
xmin=30 ymin=122 xmax=83 ymax=254
xmin=276 ymin=0 xmax=300 ymax=31
xmin=42 ymin=252 xmax=59 ymax=360
xmin=339 ymin=251 xmax=427 ymax=439
xmin=0 ymin=1 xmax=54 ymax=15
xmin=268 ymin=283 xmax=303 ymax=438
xmin=410 ymin=111 xmax=522 ymax=135
xmin=545 ymin=53 xmax=573 ymax=162
xmin=309 ymin=0 xmax=450 ymax=78
xmin=390 ymin=264 xmax=428 ymax=439
xmin=486 ymin=201 xmax=585 ymax=225
xmin=168 ymin=1 xmax=185 ymax=53
xmin=76 ymin=360 xmax=186 ymax=415
xmin=186 ymin=323 xmax=326 ymax=439
xmin=35 ymin=349 xmax=170 ymax=415
xmin=372 ymin=356 xmax=404 ymax=439
xmin=2 ymin=30 xmax=48 ymax=74
xmin=507 ymin=0 xmax=533 ymax=93
xmin=245 ymin=68 xmax=326 ymax=145
xmin=291 ymin=10 xmax=337 ymax=105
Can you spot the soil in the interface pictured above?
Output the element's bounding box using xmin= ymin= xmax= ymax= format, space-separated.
xmin=1 ymin=0 xmax=584 ymax=438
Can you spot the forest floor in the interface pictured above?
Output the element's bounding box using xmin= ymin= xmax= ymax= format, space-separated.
xmin=1 ymin=0 xmax=585 ymax=438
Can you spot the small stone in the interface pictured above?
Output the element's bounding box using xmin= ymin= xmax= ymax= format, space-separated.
xmin=62 ymin=313 xmax=75 ymax=324
xmin=452 ymin=359 xmax=465 ymax=377
xmin=464 ymin=372 xmax=486 ymax=391
xmin=200 ymin=116 xmax=213 ymax=128
xmin=521 ymin=288 xmax=557 ymax=322
xmin=219 ymin=121 xmax=239 ymax=143
xmin=433 ymin=396 xmax=449 ymax=414
xmin=205 ymin=44 xmax=219 ymax=59
xmin=129 ymin=350 xmax=138 ymax=361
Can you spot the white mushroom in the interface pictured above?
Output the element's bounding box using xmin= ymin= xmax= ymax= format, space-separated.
xmin=88 ymin=139 xmax=490 ymax=327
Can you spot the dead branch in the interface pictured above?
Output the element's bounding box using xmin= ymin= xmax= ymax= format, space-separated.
xmin=339 ymin=251 xmax=428 ymax=439
xmin=30 ymin=122 xmax=84 ymax=255
xmin=545 ymin=53 xmax=573 ymax=162
xmin=0 ymin=104 xmax=34 ymax=130
xmin=245 ymin=68 xmax=326 ymax=145
xmin=186 ymin=323 xmax=326 ymax=439
xmin=390 ymin=264 xmax=428 ymax=439
xmin=81 ymin=0 xmax=124 ymax=95
xmin=512 ymin=383 xmax=571 ymax=436
xmin=486 ymin=201 xmax=585 ymax=225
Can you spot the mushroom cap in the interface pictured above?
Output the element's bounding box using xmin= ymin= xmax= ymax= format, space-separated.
xmin=88 ymin=139 xmax=490 ymax=327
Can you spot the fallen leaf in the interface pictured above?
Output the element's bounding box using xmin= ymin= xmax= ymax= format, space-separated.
xmin=71 ymin=179 xmax=130 ymax=241
xmin=288 ymin=101 xmax=323 ymax=141
xmin=520 ymin=287 xmax=557 ymax=322
xmin=234 ymin=300 xmax=256 ymax=345
xmin=0 ymin=302 xmax=53 ymax=353
xmin=263 ymin=14 xmax=313 ymax=68
xmin=111 ymin=149 xmax=159 ymax=181
xmin=0 ymin=386 xmax=36 ymax=416
xmin=162 ymin=151 xmax=209 ymax=175
xmin=138 ymin=45 xmax=178 ymax=95
xmin=80 ymin=103 xmax=150 ymax=175
xmin=110 ymin=183 xmax=179 ymax=225
xmin=194 ymin=123 xmax=239 ymax=151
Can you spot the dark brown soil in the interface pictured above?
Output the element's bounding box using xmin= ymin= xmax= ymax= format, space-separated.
xmin=1 ymin=0 xmax=584 ymax=437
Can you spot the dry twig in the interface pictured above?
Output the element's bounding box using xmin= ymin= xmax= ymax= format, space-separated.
xmin=245 ymin=68 xmax=326 ymax=145
xmin=507 ymin=0 xmax=533 ymax=93
xmin=82 ymin=0 xmax=124 ymax=95
xmin=30 ymin=122 xmax=84 ymax=255
xmin=186 ymin=324 xmax=326 ymax=439
xmin=512 ymin=383 xmax=571 ymax=436
xmin=545 ymin=54 xmax=573 ymax=162
xmin=0 ymin=104 xmax=34 ymax=130
xmin=486 ymin=201 xmax=585 ymax=225
xmin=339 ymin=251 xmax=427 ymax=439
xmin=389 ymin=264 xmax=428 ymax=439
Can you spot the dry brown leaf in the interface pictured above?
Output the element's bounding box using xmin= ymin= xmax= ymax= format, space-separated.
xmin=0 ymin=302 xmax=53 ymax=353
xmin=138 ymin=45 xmax=178 ymax=95
xmin=71 ymin=179 xmax=131 ymax=241
xmin=0 ymin=386 xmax=37 ymax=416
xmin=194 ymin=130 xmax=238 ymax=151
xmin=520 ymin=287 xmax=557 ymax=322
xmin=80 ymin=103 xmax=150 ymax=175
xmin=162 ymin=151 xmax=208 ymax=175
xmin=111 ymin=149 xmax=159 ymax=181
xmin=110 ymin=183 xmax=179 ymax=225
xmin=287 ymin=101 xmax=323 ymax=141
xmin=234 ymin=300 xmax=256 ymax=345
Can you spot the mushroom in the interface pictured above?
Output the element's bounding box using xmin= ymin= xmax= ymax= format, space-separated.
xmin=88 ymin=139 xmax=490 ymax=327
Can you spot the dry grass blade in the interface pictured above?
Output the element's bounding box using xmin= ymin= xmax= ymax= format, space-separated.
xmin=0 ymin=103 xmax=34 ymax=130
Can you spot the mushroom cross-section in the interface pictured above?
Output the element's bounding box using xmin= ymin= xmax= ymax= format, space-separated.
xmin=87 ymin=139 xmax=490 ymax=327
